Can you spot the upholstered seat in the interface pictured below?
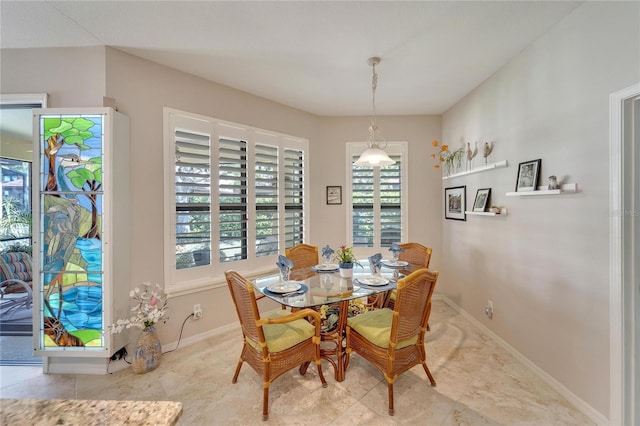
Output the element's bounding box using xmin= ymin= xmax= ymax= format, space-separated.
xmin=0 ymin=252 xmax=33 ymax=294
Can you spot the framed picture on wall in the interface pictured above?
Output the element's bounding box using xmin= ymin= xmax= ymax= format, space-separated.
xmin=473 ymin=188 xmax=491 ymax=212
xmin=444 ymin=185 xmax=466 ymax=221
xmin=515 ymin=159 xmax=541 ymax=192
xmin=326 ymin=186 xmax=342 ymax=205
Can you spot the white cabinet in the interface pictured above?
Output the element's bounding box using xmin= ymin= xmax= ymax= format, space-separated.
xmin=32 ymin=108 xmax=130 ymax=374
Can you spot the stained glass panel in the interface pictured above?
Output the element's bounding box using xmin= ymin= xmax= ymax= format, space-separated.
xmin=37 ymin=114 xmax=105 ymax=350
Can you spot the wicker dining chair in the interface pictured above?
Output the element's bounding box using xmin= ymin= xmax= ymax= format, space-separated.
xmin=225 ymin=270 xmax=327 ymax=421
xmin=385 ymin=242 xmax=432 ymax=310
xmin=345 ymin=268 xmax=439 ymax=416
xmin=285 ymin=244 xmax=319 ymax=270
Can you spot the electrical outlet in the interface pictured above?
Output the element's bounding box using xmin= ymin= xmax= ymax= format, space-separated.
xmin=193 ymin=304 xmax=202 ymax=319
xmin=485 ymin=300 xmax=494 ymax=319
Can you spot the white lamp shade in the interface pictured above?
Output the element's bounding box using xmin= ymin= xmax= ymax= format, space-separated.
xmin=353 ymin=147 xmax=396 ymax=166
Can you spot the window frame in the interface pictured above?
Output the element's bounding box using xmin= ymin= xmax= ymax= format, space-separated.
xmin=163 ymin=108 xmax=309 ymax=294
xmin=346 ymin=141 xmax=408 ymax=250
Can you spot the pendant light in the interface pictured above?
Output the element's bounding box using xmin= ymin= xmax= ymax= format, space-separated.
xmin=353 ymin=57 xmax=395 ymax=167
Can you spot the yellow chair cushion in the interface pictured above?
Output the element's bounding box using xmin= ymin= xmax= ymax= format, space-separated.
xmin=389 ymin=288 xmax=397 ymax=301
xmin=246 ymin=310 xmax=315 ymax=353
xmin=347 ymin=308 xmax=417 ymax=349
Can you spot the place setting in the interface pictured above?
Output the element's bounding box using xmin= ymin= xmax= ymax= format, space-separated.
xmin=312 ymin=245 xmax=340 ymax=272
xmin=263 ymin=281 xmax=309 ymax=298
xmin=353 ymin=253 xmax=396 ymax=291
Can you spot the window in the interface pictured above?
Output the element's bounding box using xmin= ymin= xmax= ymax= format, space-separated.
xmin=0 ymin=158 xmax=32 ymax=252
xmin=0 ymin=93 xmax=46 ymax=253
xmin=164 ymin=109 xmax=308 ymax=292
xmin=348 ymin=142 xmax=407 ymax=248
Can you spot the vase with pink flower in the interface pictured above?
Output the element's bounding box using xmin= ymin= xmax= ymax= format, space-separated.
xmin=333 ymin=245 xmax=362 ymax=278
xmin=108 ymin=282 xmax=168 ymax=374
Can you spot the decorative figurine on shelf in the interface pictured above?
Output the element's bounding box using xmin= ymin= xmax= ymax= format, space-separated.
xmin=483 ymin=141 xmax=495 ymax=165
xmin=548 ymin=175 xmax=559 ymax=190
xmin=465 ymin=142 xmax=478 ymax=170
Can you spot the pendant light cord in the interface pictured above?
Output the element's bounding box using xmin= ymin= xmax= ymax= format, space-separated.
xmin=371 ymin=62 xmax=378 ymax=126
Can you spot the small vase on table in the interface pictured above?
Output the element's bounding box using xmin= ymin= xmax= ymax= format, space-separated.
xmin=339 ymin=262 xmax=353 ymax=278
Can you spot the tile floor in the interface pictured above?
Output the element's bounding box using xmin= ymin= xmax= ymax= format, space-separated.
xmin=0 ymin=300 xmax=594 ymax=425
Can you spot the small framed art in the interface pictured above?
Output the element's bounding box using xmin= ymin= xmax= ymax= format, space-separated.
xmin=444 ymin=185 xmax=466 ymax=221
xmin=473 ymin=188 xmax=491 ymax=212
xmin=515 ymin=159 xmax=541 ymax=192
xmin=326 ymin=186 xmax=342 ymax=205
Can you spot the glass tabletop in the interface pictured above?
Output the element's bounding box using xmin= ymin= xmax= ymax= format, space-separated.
xmin=254 ymin=262 xmax=396 ymax=308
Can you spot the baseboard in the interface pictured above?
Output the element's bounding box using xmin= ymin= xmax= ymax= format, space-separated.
xmin=162 ymin=320 xmax=240 ymax=353
xmin=437 ymin=295 xmax=609 ymax=426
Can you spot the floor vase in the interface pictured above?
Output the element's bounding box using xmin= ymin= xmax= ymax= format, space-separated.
xmin=132 ymin=326 xmax=162 ymax=374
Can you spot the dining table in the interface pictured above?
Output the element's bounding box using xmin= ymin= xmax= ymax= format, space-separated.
xmin=253 ymin=259 xmax=402 ymax=382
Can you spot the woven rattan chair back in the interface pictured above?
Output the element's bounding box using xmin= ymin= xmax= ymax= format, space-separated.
xmin=398 ymin=242 xmax=432 ymax=270
xmin=225 ymin=270 xmax=266 ymax=348
xmin=393 ymin=268 xmax=437 ymax=342
xmin=285 ymin=244 xmax=319 ymax=270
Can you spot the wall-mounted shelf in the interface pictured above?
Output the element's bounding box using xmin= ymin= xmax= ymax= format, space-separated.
xmin=506 ymin=183 xmax=578 ymax=197
xmin=465 ymin=208 xmax=508 ymax=217
xmin=442 ymin=160 xmax=508 ymax=180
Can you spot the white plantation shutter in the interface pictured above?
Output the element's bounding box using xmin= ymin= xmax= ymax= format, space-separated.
xmin=380 ymin=155 xmax=402 ymax=246
xmin=349 ymin=144 xmax=406 ymax=248
xmin=255 ymin=143 xmax=279 ymax=257
xmin=218 ymin=137 xmax=248 ymax=262
xmin=284 ymin=148 xmax=305 ymax=249
xmin=164 ymin=108 xmax=308 ymax=292
xmin=352 ymin=158 xmax=375 ymax=247
xmin=174 ymin=129 xmax=212 ymax=269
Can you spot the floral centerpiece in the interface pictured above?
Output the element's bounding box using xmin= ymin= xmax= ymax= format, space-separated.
xmin=333 ymin=245 xmax=362 ymax=267
xmin=431 ymin=139 xmax=464 ymax=176
xmin=319 ymin=299 xmax=369 ymax=332
xmin=108 ymin=282 xmax=168 ymax=334
xmin=333 ymin=245 xmax=362 ymax=278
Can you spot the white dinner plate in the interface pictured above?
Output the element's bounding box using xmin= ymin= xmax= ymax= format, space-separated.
xmin=381 ymin=259 xmax=409 ymax=268
xmin=313 ymin=263 xmax=339 ymax=272
xmin=356 ymin=275 xmax=390 ymax=286
xmin=266 ymin=282 xmax=302 ymax=294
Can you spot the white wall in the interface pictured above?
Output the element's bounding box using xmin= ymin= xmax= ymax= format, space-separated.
xmin=441 ymin=2 xmax=639 ymax=418
xmin=0 ymin=47 xmax=106 ymax=107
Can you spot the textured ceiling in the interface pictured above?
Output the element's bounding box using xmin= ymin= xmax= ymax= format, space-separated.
xmin=1 ymin=1 xmax=581 ymax=116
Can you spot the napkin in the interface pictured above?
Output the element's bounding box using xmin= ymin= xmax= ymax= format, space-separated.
xmin=276 ymin=255 xmax=294 ymax=281
xmin=388 ymin=243 xmax=405 ymax=254
xmin=368 ymin=253 xmax=382 ymax=275
xmin=276 ymin=255 xmax=294 ymax=271
xmin=321 ymin=245 xmax=334 ymax=262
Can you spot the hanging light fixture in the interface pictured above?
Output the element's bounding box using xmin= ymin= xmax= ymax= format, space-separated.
xmin=353 ymin=56 xmax=396 ymax=167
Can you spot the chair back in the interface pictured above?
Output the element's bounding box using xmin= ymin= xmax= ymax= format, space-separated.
xmin=225 ymin=270 xmax=266 ymax=347
xmin=392 ymin=268 xmax=438 ymax=343
xmin=285 ymin=244 xmax=319 ymax=270
xmin=398 ymin=242 xmax=432 ymax=269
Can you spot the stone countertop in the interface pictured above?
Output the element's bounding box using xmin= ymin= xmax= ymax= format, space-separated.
xmin=0 ymin=398 xmax=183 ymax=426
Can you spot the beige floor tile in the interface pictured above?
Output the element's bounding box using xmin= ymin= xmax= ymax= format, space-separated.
xmin=0 ymin=300 xmax=594 ymax=425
